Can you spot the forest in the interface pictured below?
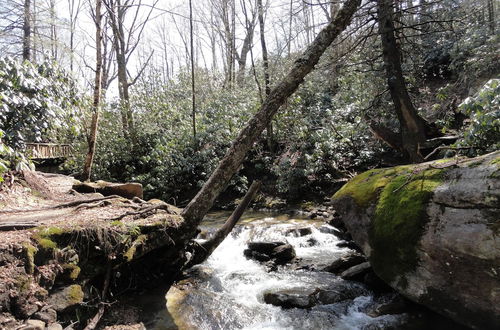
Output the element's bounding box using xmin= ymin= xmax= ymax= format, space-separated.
xmin=0 ymin=0 xmax=499 ymax=329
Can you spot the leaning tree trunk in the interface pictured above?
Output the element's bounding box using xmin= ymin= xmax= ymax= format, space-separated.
xmin=377 ymin=0 xmax=429 ymax=162
xmin=181 ymin=0 xmax=362 ymax=229
xmin=82 ymin=0 xmax=103 ymax=181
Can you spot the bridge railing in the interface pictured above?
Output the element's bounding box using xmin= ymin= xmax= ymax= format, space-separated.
xmin=25 ymin=143 xmax=72 ymax=160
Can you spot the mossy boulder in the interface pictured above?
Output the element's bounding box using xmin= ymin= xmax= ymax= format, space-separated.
xmin=46 ymin=285 xmax=84 ymax=312
xmin=332 ymin=151 xmax=500 ymax=329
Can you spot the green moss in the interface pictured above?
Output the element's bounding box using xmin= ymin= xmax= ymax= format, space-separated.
xmin=111 ymin=220 xmax=124 ymax=226
xmin=124 ymin=235 xmax=147 ymax=261
xmin=22 ymin=243 xmax=38 ymax=274
xmin=15 ymin=275 xmax=32 ymax=293
xmin=37 ymin=238 xmax=57 ymax=249
xmin=67 ymin=284 xmax=84 ymax=304
xmin=32 ymin=226 xmax=65 ymax=250
xmin=333 ymin=166 xmax=410 ymax=207
xmin=490 ymin=157 xmax=500 ymax=166
xmin=62 ymin=264 xmax=81 ymax=280
xmin=369 ymin=168 xmax=444 ymax=286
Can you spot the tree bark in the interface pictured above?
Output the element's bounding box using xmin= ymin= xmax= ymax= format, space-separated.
xmin=189 ymin=0 xmax=196 ymax=139
xmin=257 ymin=0 xmax=274 ymax=151
xmin=185 ymin=180 xmax=261 ymax=267
xmin=181 ymin=0 xmax=362 ymax=228
xmin=236 ymin=0 xmax=257 ymax=86
xmin=82 ymin=0 xmax=103 ymax=182
xmin=377 ymin=0 xmax=429 ymax=162
xmin=22 ymin=0 xmax=31 ymax=61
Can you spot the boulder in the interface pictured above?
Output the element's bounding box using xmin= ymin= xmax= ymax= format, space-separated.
xmin=315 ymin=283 xmax=369 ymax=304
xmin=46 ymin=285 xmax=84 ymax=312
xmin=340 ymin=261 xmax=371 ymax=281
xmin=244 ymin=241 xmax=296 ymax=265
xmin=263 ymin=291 xmax=314 ymax=309
xmin=73 ymin=180 xmax=143 ymax=199
xmin=272 ymin=244 xmax=296 ymax=264
xmin=331 ymin=151 xmax=500 ymax=329
xmin=286 ymin=227 xmax=312 ymax=237
xmin=322 ymin=251 xmax=366 ymax=274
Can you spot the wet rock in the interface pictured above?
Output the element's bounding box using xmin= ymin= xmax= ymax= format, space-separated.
xmin=286 ymin=227 xmax=312 ymax=237
xmin=243 ymin=249 xmax=271 ymax=262
xmin=263 ymin=291 xmax=314 ymax=309
xmin=340 ymin=261 xmax=371 ymax=281
xmin=305 ymin=237 xmax=318 ymax=247
xmin=272 ymin=244 xmax=296 ymax=264
xmin=363 ymin=271 xmax=392 ymax=292
xmin=368 ymin=296 xmax=408 ymax=317
xmin=322 ymin=252 xmax=366 ymax=274
xmin=244 ymin=242 xmax=296 ymax=265
xmin=247 ymin=242 xmax=284 ymax=255
xmin=315 ymin=284 xmax=369 ymax=304
xmin=46 ymin=284 xmax=84 ymax=312
xmin=336 ymin=240 xmax=362 ymax=252
xmin=320 ymin=225 xmax=351 ymax=241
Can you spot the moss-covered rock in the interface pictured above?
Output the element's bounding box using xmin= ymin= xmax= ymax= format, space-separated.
xmin=47 ymin=285 xmax=84 ymax=312
xmin=332 ymin=151 xmax=500 ymax=329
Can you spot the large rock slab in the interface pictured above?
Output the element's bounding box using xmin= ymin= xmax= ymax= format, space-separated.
xmin=331 ymin=151 xmax=500 ymax=329
xmin=73 ymin=180 xmax=143 ymax=199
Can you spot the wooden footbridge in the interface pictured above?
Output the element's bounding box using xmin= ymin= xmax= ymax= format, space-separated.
xmin=25 ymin=143 xmax=72 ymax=160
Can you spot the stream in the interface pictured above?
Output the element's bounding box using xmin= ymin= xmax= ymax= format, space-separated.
xmin=152 ymin=212 xmax=408 ymax=330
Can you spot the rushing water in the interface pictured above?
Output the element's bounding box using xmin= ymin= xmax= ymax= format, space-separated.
xmin=155 ymin=212 xmax=406 ymax=330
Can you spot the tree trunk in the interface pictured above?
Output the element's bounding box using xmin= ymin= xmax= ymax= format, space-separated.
xmin=181 ymin=0 xmax=362 ymax=228
xmin=185 ymin=180 xmax=261 ymax=267
xmin=487 ymin=0 xmax=495 ymax=35
xmin=236 ymin=0 xmax=257 ymax=86
xmin=189 ymin=0 xmax=196 ymax=139
xmin=82 ymin=0 xmax=103 ymax=182
xmin=23 ymin=0 xmax=31 ymax=61
xmin=257 ymin=0 xmax=274 ymax=151
xmin=377 ymin=0 xmax=428 ymax=162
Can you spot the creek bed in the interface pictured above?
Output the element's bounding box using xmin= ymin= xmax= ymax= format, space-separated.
xmin=152 ymin=212 xmax=407 ymax=330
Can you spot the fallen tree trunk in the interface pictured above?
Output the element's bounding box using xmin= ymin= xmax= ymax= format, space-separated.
xmin=181 ymin=0 xmax=362 ymax=229
xmin=185 ymin=180 xmax=261 ymax=268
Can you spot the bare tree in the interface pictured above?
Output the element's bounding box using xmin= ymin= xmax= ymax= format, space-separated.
xmin=22 ymin=0 xmax=31 ymax=60
xmin=82 ymin=0 xmax=103 ymax=181
xmin=103 ymin=0 xmax=157 ymax=139
xmin=189 ymin=0 xmax=196 ymax=139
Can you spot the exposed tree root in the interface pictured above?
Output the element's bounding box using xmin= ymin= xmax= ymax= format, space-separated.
xmin=109 ymin=203 xmax=172 ymax=221
xmin=0 ymin=195 xmax=124 ymax=214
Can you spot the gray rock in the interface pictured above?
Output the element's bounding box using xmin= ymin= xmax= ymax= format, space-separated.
xmin=271 ymin=244 xmax=296 ymax=264
xmin=247 ymin=242 xmax=284 ymax=255
xmin=331 ymin=151 xmax=500 ymax=329
xmin=286 ymin=227 xmax=312 ymax=237
xmin=46 ymin=285 xmax=84 ymax=312
xmin=263 ymin=291 xmax=314 ymax=309
xmin=323 ymin=252 xmax=366 ymax=274
xmin=340 ymin=262 xmax=371 ymax=281
xmin=33 ymin=308 xmax=57 ymax=324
